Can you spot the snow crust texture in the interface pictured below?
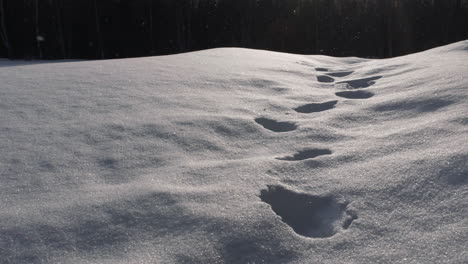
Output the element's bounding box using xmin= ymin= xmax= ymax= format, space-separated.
xmin=0 ymin=41 xmax=467 ymax=263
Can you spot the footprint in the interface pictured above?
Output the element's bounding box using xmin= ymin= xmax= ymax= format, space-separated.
xmin=336 ymin=76 xmax=382 ymax=88
xmin=335 ymin=90 xmax=374 ymax=99
xmin=315 ymin=68 xmax=329 ymax=72
xmin=255 ymin=118 xmax=298 ymax=132
xmin=276 ymin=148 xmax=332 ymax=161
xmin=294 ymin=100 xmax=338 ymax=113
xmin=326 ymin=71 xmax=354 ymax=78
xmin=317 ymin=75 xmax=335 ymax=83
xmin=260 ymin=185 xmax=357 ymax=238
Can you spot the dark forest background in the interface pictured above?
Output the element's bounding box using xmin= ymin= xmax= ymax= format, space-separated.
xmin=1 ymin=0 xmax=468 ymax=60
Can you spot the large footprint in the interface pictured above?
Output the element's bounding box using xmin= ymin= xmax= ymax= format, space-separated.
xmin=255 ymin=118 xmax=298 ymax=132
xmin=259 ymin=185 xmax=357 ymax=238
xmin=294 ymin=100 xmax=338 ymax=113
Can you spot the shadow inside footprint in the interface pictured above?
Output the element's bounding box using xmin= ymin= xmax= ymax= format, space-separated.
xmin=317 ymin=75 xmax=335 ymax=83
xmin=294 ymin=101 xmax=338 ymax=113
xmin=315 ymin=68 xmax=328 ymax=72
xmin=276 ymin=148 xmax=332 ymax=161
xmin=335 ymin=90 xmax=374 ymax=99
xmin=255 ymin=118 xmax=297 ymax=132
xmin=326 ymin=71 xmax=354 ymax=78
xmin=337 ymin=76 xmax=382 ymax=88
xmin=260 ymin=185 xmax=357 ymax=238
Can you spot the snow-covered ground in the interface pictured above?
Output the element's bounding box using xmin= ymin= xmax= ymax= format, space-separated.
xmin=0 ymin=41 xmax=467 ymax=264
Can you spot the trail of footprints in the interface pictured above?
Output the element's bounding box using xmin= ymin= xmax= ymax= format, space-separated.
xmin=257 ymin=65 xmax=383 ymax=238
xmin=254 ymin=66 xmax=382 ymax=136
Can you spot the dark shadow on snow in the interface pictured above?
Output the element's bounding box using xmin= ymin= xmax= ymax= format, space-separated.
xmin=326 ymin=71 xmax=354 ymax=77
xmin=317 ymin=75 xmax=335 ymax=83
xmin=294 ymin=100 xmax=338 ymax=113
xmin=276 ymin=149 xmax=332 ymax=161
xmin=337 ymin=76 xmax=382 ymax=88
xmin=260 ymin=185 xmax=357 ymax=238
xmin=335 ymin=90 xmax=375 ymax=99
xmin=255 ymin=118 xmax=298 ymax=132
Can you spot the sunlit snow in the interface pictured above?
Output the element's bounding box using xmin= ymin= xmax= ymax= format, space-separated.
xmin=0 ymin=41 xmax=467 ymax=263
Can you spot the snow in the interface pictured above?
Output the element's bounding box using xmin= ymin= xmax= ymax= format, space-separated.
xmin=0 ymin=41 xmax=467 ymax=263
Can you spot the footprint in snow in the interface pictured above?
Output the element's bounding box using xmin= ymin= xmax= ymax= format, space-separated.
xmin=325 ymin=71 xmax=354 ymax=78
xmin=315 ymin=67 xmax=329 ymax=72
xmin=316 ymin=70 xmax=354 ymax=83
xmin=336 ymin=76 xmax=382 ymax=89
xmin=260 ymin=185 xmax=357 ymax=238
xmin=276 ymin=148 xmax=332 ymax=161
xmin=294 ymin=100 xmax=338 ymax=113
xmin=317 ymin=75 xmax=335 ymax=83
xmin=255 ymin=117 xmax=298 ymax=132
xmin=335 ymin=90 xmax=374 ymax=99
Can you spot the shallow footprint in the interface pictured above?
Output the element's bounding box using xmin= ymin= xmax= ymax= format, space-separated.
xmin=255 ymin=118 xmax=298 ymax=132
xmin=337 ymin=76 xmax=382 ymax=88
xmin=335 ymin=90 xmax=374 ymax=99
xmin=276 ymin=148 xmax=332 ymax=161
xmin=317 ymin=75 xmax=335 ymax=83
xmin=326 ymin=71 xmax=354 ymax=78
xmin=294 ymin=100 xmax=338 ymax=113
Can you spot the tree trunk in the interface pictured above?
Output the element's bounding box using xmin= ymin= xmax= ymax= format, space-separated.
xmin=185 ymin=0 xmax=192 ymax=49
xmin=314 ymin=0 xmax=319 ymax=53
xmin=0 ymin=0 xmax=11 ymax=58
xmin=94 ymin=0 xmax=104 ymax=59
xmin=149 ymin=0 xmax=154 ymax=54
xmin=35 ymin=0 xmax=42 ymax=59
xmin=387 ymin=3 xmax=393 ymax=57
xmin=55 ymin=0 xmax=66 ymax=58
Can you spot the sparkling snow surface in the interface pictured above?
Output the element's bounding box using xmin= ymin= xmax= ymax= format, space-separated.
xmin=0 ymin=41 xmax=467 ymax=264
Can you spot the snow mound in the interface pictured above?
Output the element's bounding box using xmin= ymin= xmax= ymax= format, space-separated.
xmin=0 ymin=41 xmax=467 ymax=263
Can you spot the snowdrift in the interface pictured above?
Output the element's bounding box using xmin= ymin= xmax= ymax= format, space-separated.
xmin=0 ymin=41 xmax=467 ymax=263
